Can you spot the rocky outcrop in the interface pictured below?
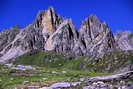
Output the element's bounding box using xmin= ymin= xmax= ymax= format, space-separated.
xmin=79 ymin=15 xmax=118 ymax=55
xmin=0 ymin=26 xmax=20 ymax=52
xmin=0 ymin=7 xmax=62 ymax=63
xmin=81 ymin=71 xmax=133 ymax=89
xmin=0 ymin=25 xmax=45 ymax=63
xmin=83 ymin=71 xmax=133 ymax=82
xmin=115 ymin=31 xmax=133 ymax=50
xmin=0 ymin=7 xmax=133 ymax=63
xmin=44 ymin=20 xmax=75 ymax=52
xmin=44 ymin=19 xmax=85 ymax=56
xmin=33 ymin=7 xmax=63 ymax=41
xmin=39 ymin=71 xmax=133 ymax=89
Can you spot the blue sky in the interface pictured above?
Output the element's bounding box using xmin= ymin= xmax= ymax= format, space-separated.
xmin=0 ymin=0 xmax=133 ymax=32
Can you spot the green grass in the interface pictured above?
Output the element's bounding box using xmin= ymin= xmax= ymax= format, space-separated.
xmin=0 ymin=72 xmax=68 ymax=89
xmin=2 ymin=50 xmax=132 ymax=88
xmin=13 ymin=50 xmax=69 ymax=67
xmin=0 ymin=65 xmax=111 ymax=89
xmin=13 ymin=50 xmax=133 ymax=72
xmin=63 ymin=56 xmax=90 ymax=70
xmin=87 ymin=50 xmax=133 ymax=72
xmin=62 ymin=50 xmax=133 ymax=72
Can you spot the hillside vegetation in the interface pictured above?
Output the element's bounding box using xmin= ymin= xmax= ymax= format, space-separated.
xmin=13 ymin=50 xmax=133 ymax=72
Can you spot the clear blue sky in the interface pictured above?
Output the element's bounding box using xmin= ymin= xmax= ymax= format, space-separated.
xmin=0 ymin=0 xmax=133 ymax=32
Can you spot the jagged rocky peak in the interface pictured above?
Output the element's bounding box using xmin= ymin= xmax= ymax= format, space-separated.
xmin=115 ymin=30 xmax=133 ymax=50
xmin=34 ymin=7 xmax=63 ymax=36
xmin=0 ymin=7 xmax=133 ymax=64
xmin=0 ymin=24 xmax=46 ymax=63
xmin=0 ymin=26 xmax=20 ymax=52
xmin=80 ymin=14 xmax=108 ymax=38
xmin=44 ymin=19 xmax=80 ymax=55
xmin=79 ymin=14 xmax=118 ymax=54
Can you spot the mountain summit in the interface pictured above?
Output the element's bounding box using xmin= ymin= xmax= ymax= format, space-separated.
xmin=0 ymin=7 xmax=133 ymax=63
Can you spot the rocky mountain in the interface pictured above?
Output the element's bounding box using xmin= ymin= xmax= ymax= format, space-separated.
xmin=0 ymin=7 xmax=133 ymax=63
xmin=115 ymin=31 xmax=133 ymax=50
xmin=79 ymin=15 xmax=118 ymax=55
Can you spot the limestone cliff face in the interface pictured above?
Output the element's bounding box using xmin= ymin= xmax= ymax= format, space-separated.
xmin=34 ymin=7 xmax=63 ymax=41
xmin=0 ymin=25 xmax=45 ymax=63
xmin=44 ymin=19 xmax=85 ymax=56
xmin=0 ymin=26 xmax=20 ymax=52
xmin=0 ymin=7 xmax=132 ymax=63
xmin=115 ymin=31 xmax=133 ymax=50
xmin=44 ymin=19 xmax=75 ymax=51
xmin=79 ymin=15 xmax=118 ymax=54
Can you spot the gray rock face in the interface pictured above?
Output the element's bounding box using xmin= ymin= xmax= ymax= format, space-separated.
xmin=33 ymin=7 xmax=63 ymax=41
xmin=0 ymin=26 xmax=20 ymax=52
xmin=0 ymin=7 xmax=132 ymax=63
xmin=115 ymin=31 xmax=133 ymax=50
xmin=79 ymin=15 xmax=118 ymax=55
xmin=0 ymin=7 xmax=62 ymax=63
xmin=44 ymin=19 xmax=85 ymax=56
xmin=0 ymin=25 xmax=45 ymax=63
